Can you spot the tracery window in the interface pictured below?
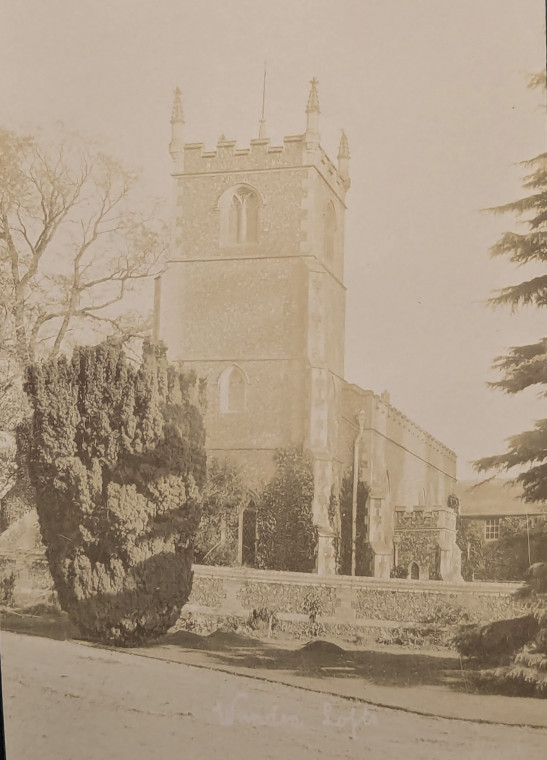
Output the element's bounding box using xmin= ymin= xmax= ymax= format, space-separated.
xmin=222 ymin=186 xmax=260 ymax=245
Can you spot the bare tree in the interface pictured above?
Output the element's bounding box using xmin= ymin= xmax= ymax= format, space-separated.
xmin=0 ymin=126 xmax=167 ymax=430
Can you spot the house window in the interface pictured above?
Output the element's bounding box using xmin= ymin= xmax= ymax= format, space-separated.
xmin=409 ymin=562 xmax=420 ymax=580
xmin=219 ymin=365 xmax=247 ymax=413
xmin=484 ymin=518 xmax=500 ymax=541
xmin=221 ymin=186 xmax=260 ymax=245
xmin=324 ymin=201 xmax=337 ymax=261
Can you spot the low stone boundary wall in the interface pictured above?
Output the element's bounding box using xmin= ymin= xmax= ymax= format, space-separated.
xmin=0 ymin=553 xmax=526 ymax=629
xmin=188 ymin=564 xmax=526 ymax=628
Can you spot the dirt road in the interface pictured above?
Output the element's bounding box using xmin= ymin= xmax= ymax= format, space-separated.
xmin=1 ymin=632 xmax=546 ymax=760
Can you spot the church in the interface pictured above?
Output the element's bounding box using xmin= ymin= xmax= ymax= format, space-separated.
xmin=155 ymin=80 xmax=463 ymax=582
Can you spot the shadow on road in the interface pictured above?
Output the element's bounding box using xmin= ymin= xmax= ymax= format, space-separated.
xmin=160 ymin=630 xmax=465 ymax=690
xmin=0 ymin=607 xmax=465 ymax=691
xmin=0 ymin=605 xmax=79 ymax=641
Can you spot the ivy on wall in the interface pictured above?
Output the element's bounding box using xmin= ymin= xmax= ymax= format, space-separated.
xmin=456 ymin=517 xmax=487 ymax=581
xmin=392 ymin=531 xmax=440 ymax=580
xmin=255 ymin=447 xmax=317 ymax=573
xmin=328 ymin=486 xmax=341 ymax=572
xmin=331 ymin=469 xmax=372 ymax=576
xmin=458 ymin=514 xmax=547 ymax=581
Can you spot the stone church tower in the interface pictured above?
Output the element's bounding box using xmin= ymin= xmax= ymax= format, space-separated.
xmin=157 ymin=81 xmax=462 ymax=581
xmin=157 ymin=81 xmax=349 ymax=573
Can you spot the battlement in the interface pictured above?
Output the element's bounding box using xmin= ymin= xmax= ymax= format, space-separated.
xmin=342 ymin=382 xmax=457 ymax=466
xmin=394 ymin=504 xmax=457 ymax=530
xmin=178 ymin=134 xmax=349 ymax=198
xmin=374 ymin=392 xmax=457 ymax=462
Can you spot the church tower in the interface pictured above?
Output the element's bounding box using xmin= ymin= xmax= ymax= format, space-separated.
xmin=157 ymin=81 xmax=351 ymax=573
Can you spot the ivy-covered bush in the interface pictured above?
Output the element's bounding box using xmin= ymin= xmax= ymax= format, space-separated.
xmin=256 ymin=447 xmax=317 ymax=573
xmin=302 ymin=590 xmax=327 ymax=637
xmin=457 ymin=514 xmax=547 ymax=581
xmin=194 ymin=457 xmax=250 ymax=566
xmin=247 ymin=607 xmax=278 ymax=636
xmin=335 ymin=470 xmax=371 ymax=576
xmin=24 ymin=340 xmax=206 ymax=646
xmin=457 ymin=518 xmax=486 ymax=581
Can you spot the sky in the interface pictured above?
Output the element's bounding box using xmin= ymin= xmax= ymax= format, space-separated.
xmin=1 ymin=0 xmax=545 ymax=479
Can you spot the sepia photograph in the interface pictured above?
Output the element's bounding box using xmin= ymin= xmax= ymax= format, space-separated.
xmin=0 ymin=1 xmax=546 ymax=758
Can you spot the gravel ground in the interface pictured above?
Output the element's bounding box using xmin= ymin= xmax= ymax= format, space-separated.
xmin=2 ymin=632 xmax=546 ymax=760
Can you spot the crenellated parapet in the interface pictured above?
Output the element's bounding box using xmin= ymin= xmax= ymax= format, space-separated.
xmin=393 ymin=503 xmax=461 ymax=581
xmin=395 ymin=507 xmax=440 ymax=530
xmin=170 ymin=78 xmax=350 ymax=203
xmin=343 ymin=383 xmax=457 ymax=472
xmin=378 ymin=394 xmax=457 ymax=463
xmin=178 ymin=135 xmax=350 ymax=201
xmin=394 ymin=505 xmax=458 ymax=530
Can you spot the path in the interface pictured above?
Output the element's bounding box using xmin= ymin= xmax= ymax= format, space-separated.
xmin=2 ymin=632 xmax=546 ymax=760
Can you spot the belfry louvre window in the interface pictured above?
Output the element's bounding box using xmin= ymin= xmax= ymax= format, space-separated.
xmin=484 ymin=518 xmax=500 ymax=541
xmin=225 ymin=187 xmax=260 ymax=245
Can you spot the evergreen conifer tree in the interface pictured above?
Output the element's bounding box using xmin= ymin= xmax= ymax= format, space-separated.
xmin=463 ymin=75 xmax=547 ymax=695
xmin=24 ymin=339 xmax=206 ymax=646
xmin=475 ymin=148 xmax=547 ymax=501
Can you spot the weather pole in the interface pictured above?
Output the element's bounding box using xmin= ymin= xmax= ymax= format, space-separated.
xmin=258 ymin=61 xmax=267 ymax=139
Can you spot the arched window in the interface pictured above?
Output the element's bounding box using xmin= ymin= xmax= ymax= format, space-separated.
xmin=410 ymin=562 xmax=420 ymax=580
xmin=228 ymin=368 xmax=245 ymax=411
xmin=244 ymin=190 xmax=259 ymax=242
xmin=324 ymin=201 xmax=337 ymax=261
xmin=219 ymin=365 xmax=247 ymax=413
xmin=228 ymin=193 xmax=242 ymax=242
xmin=221 ymin=186 xmax=260 ymax=246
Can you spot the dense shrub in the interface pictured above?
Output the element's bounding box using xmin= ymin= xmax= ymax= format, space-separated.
xmin=453 ymin=616 xmax=539 ymax=660
xmin=376 ymin=625 xmax=452 ymax=649
xmin=302 ymin=590 xmax=327 ymax=637
xmin=335 ymin=470 xmax=371 ymax=576
xmin=256 ymin=447 xmax=317 ymax=573
xmin=457 ymin=514 xmax=547 ymax=581
xmin=194 ymin=458 xmax=250 ymax=566
xmin=485 ymin=519 xmax=547 ymax=581
xmin=455 ymin=563 xmax=547 ymax=696
xmin=456 ymin=518 xmax=486 ymax=581
xmin=247 ymin=607 xmax=278 ymax=636
xmin=24 ymin=340 xmax=206 ymax=646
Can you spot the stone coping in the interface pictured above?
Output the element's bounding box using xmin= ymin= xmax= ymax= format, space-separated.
xmin=193 ymin=564 xmax=523 ymax=596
